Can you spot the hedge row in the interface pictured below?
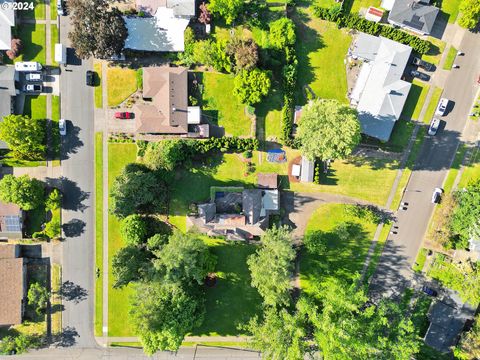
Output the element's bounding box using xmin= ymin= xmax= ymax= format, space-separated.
xmin=312 ymin=6 xmax=431 ymax=54
xmin=189 ymin=136 xmax=259 ymax=153
xmin=280 ymin=45 xmax=298 ymax=145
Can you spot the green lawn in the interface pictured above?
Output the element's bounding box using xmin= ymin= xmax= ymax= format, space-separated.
xmin=16 ymin=24 xmax=46 ymax=64
xmin=192 ymin=239 xmax=262 ymax=336
xmin=403 ymin=80 xmax=430 ymax=122
xmin=291 ymin=157 xmax=400 ymax=206
xmin=443 ymin=143 xmax=466 ymax=193
xmin=458 ymin=161 xmax=480 ymax=188
xmin=50 ymin=0 xmax=57 ymax=20
xmin=94 ymin=62 xmax=103 ymax=109
xmin=201 ymin=72 xmax=252 ymax=137
xmin=256 ymin=79 xmax=283 ymax=142
xmin=300 ymin=203 xmax=379 ymax=293
xmin=364 ymin=223 xmax=390 ymax=283
xmin=108 ymin=143 xmax=137 ymax=336
xmin=24 ymin=95 xmax=47 ymax=119
xmin=294 ymin=13 xmax=351 ymax=104
xmin=440 ymin=0 xmax=462 ymax=23
xmin=51 ymin=263 xmax=62 ymax=335
xmin=95 ymin=133 xmax=103 ymax=337
xmin=21 ymin=0 xmax=46 ymax=20
xmin=107 ymin=67 xmax=137 ymax=107
xmin=421 ymin=87 xmax=443 ymax=124
xmin=413 ymin=248 xmax=428 ymax=273
xmin=422 ymin=37 xmax=446 ymax=66
xmin=442 ymin=46 xmax=457 ymax=70
xmin=51 ymin=25 xmax=59 ymax=67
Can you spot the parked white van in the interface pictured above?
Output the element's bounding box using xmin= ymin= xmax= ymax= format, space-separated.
xmin=15 ymin=62 xmax=42 ymax=72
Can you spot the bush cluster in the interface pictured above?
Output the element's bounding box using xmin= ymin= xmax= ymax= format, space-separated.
xmin=280 ymin=30 xmax=298 ymax=145
xmin=312 ymin=6 xmax=431 ymax=54
xmin=314 ymin=162 xmax=322 ymax=184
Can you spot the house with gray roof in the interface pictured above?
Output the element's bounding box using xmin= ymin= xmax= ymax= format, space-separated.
xmin=0 ymin=200 xmax=24 ymax=240
xmin=0 ymin=65 xmax=17 ymax=149
xmin=348 ymin=33 xmax=412 ymax=142
xmin=388 ymin=0 xmax=439 ymax=35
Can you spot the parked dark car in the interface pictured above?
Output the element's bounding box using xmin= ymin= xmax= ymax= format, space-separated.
xmin=23 ymin=84 xmax=42 ymax=93
xmin=86 ymin=70 xmax=95 ymax=86
xmin=412 ymin=57 xmax=434 ymax=71
xmin=410 ymin=70 xmax=430 ymax=81
xmin=114 ymin=112 xmax=134 ymax=119
xmin=422 ymin=286 xmax=438 ymax=297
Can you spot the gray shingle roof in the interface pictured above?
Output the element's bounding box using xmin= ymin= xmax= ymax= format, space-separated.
xmin=388 ymin=0 xmax=439 ymax=35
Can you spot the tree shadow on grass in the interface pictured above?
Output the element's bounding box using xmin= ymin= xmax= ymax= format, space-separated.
xmin=292 ymin=8 xmax=325 ymax=105
xmin=16 ymin=24 xmax=43 ymax=62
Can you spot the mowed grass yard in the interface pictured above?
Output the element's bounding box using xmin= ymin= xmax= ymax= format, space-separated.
xmin=108 ymin=143 xmax=137 ymax=336
xmin=202 ymin=72 xmax=252 ymax=137
xmin=440 ymin=0 xmax=462 ymax=23
xmin=94 ymin=133 xmax=103 ymax=337
xmin=16 ymin=24 xmax=46 ymax=64
xmin=107 ymin=67 xmax=137 ymax=107
xmin=24 ymin=95 xmax=47 ymax=119
xmin=300 ymin=203 xmax=379 ymax=293
xmin=294 ymin=12 xmax=351 ymax=104
xmin=192 ymin=239 xmax=263 ymax=336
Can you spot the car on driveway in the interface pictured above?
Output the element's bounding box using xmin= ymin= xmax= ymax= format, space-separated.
xmin=412 ymin=57 xmax=434 ymax=71
xmin=435 ymin=98 xmax=449 ymax=116
xmin=428 ymin=118 xmax=441 ymax=135
xmin=422 ymin=286 xmax=438 ymax=297
xmin=59 ymin=119 xmax=67 ymax=136
xmin=23 ymin=84 xmax=42 ymax=93
xmin=26 ymin=72 xmax=43 ymax=81
xmin=86 ymin=70 xmax=95 ymax=86
xmin=432 ymin=187 xmax=443 ymax=204
xmin=114 ymin=112 xmax=133 ymax=119
xmin=410 ymin=70 xmax=430 ymax=81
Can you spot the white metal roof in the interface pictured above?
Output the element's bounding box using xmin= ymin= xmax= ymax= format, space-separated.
xmin=187 ymin=106 xmax=201 ymax=124
xmin=124 ymin=7 xmax=190 ymax=52
xmin=300 ymin=156 xmax=315 ymax=183
xmin=0 ymin=0 xmax=15 ymax=50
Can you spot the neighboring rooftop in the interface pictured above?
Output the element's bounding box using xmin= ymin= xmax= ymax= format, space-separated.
xmin=388 ymin=0 xmax=439 ymax=35
xmin=300 ymin=156 xmax=315 ymax=183
xmin=0 ymin=0 xmax=15 ymax=50
xmin=257 ymin=173 xmax=278 ymax=189
xmin=123 ymin=7 xmax=190 ymax=52
xmin=0 ymin=201 xmax=23 ymax=239
xmin=349 ymin=33 xmax=412 ymax=142
xmin=136 ymin=0 xmax=195 ymax=17
xmin=0 ymin=65 xmax=16 ymax=149
xmin=134 ymin=66 xmax=189 ymax=134
xmin=0 ymin=245 xmax=25 ymax=326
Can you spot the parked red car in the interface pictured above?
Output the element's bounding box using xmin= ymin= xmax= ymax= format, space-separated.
xmin=114 ymin=112 xmax=133 ymax=119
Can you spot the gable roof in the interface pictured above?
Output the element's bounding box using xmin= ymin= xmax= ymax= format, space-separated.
xmin=301 ymin=156 xmax=315 ymax=183
xmin=257 ymin=173 xmax=278 ymax=189
xmin=0 ymin=257 xmax=25 ymax=326
xmin=350 ymin=33 xmax=412 ymax=142
xmin=243 ymin=189 xmax=263 ymax=225
xmin=123 ymin=6 xmax=190 ymax=52
xmin=134 ymin=66 xmax=189 ymax=134
xmin=136 ymin=0 xmax=195 ymax=17
xmin=388 ymin=0 xmax=439 ymax=34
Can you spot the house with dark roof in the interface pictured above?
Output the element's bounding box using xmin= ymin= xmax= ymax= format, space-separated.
xmin=0 ymin=244 xmax=27 ymax=326
xmin=0 ymin=201 xmax=23 ymax=240
xmin=133 ymin=66 xmax=208 ymax=137
xmin=189 ymin=174 xmax=280 ymax=240
xmin=388 ymin=0 xmax=439 ymax=35
xmin=348 ymin=33 xmax=412 ymax=142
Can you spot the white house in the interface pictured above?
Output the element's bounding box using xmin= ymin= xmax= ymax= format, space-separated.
xmin=0 ymin=0 xmax=15 ymax=50
xmin=349 ymin=33 xmax=412 ymax=142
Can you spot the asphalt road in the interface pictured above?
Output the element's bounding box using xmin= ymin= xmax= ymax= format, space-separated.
xmin=370 ymin=29 xmax=480 ymax=299
xmin=57 ymin=16 xmax=96 ymax=348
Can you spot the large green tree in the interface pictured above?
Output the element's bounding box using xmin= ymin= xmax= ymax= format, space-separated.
xmin=309 ymin=278 xmax=421 ymax=360
xmin=152 ymin=231 xmax=216 ymax=285
xmin=68 ymin=0 xmax=127 ymax=59
xmin=120 ymin=214 xmax=148 ymax=246
xmin=226 ymin=38 xmax=259 ymax=72
xmin=27 ymin=283 xmax=49 ymax=315
xmin=296 ymin=99 xmax=360 ymax=161
xmin=458 ymin=0 xmax=480 ymax=29
xmin=233 ymin=69 xmax=271 ymax=105
xmin=207 ymin=0 xmax=243 ymax=25
xmin=247 ymin=226 xmax=296 ymax=307
xmin=269 ymin=18 xmax=296 ymax=50
xmin=130 ymin=282 xmax=205 ymax=354
xmin=111 ymin=245 xmax=151 ymax=288
xmin=0 ymin=115 xmax=45 ymax=160
xmin=110 ymin=164 xmax=168 ymax=218
xmin=451 ymin=179 xmax=480 ymax=249
xmin=143 ymin=140 xmax=190 ymax=171
xmin=247 ymin=298 xmax=313 ymax=360
xmin=0 ymin=175 xmax=44 ymax=210
xmin=455 ymin=314 xmax=480 ymax=360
